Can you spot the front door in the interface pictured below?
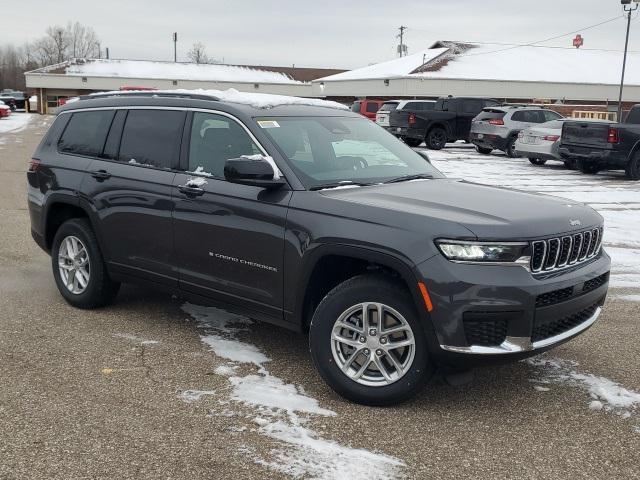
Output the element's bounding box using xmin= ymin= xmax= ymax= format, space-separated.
xmin=82 ymin=108 xmax=186 ymax=285
xmin=172 ymin=111 xmax=290 ymax=318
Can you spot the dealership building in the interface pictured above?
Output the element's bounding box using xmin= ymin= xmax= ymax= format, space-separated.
xmin=25 ymin=41 xmax=640 ymax=117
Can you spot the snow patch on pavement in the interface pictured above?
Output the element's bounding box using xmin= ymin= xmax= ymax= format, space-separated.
xmin=527 ymin=355 xmax=640 ymax=432
xmin=0 ymin=112 xmax=33 ymax=134
xmin=180 ymin=303 xmax=405 ymax=478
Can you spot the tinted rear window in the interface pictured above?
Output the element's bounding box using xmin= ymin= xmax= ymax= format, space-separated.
xmin=58 ymin=110 xmax=115 ymax=157
xmin=405 ymin=102 xmax=434 ymax=111
xmin=118 ymin=110 xmax=185 ymax=168
xmin=380 ymin=102 xmax=399 ymax=112
xmin=476 ymin=110 xmax=506 ymax=121
xmin=365 ymin=102 xmax=380 ymax=113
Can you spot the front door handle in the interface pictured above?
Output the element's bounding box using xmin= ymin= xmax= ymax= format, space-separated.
xmin=177 ymin=185 xmax=205 ymax=197
xmin=90 ymin=170 xmax=111 ymax=181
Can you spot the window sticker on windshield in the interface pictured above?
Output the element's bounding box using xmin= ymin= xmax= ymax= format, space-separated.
xmin=257 ymin=120 xmax=280 ymax=129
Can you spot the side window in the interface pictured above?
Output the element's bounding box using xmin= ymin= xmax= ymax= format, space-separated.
xmin=188 ymin=112 xmax=261 ymax=178
xmin=58 ymin=110 xmax=115 ymax=157
xmin=366 ymin=102 xmax=380 ymax=113
xmin=511 ymin=111 xmax=525 ymax=122
xmin=543 ymin=110 xmax=562 ymax=122
xmin=351 ymin=101 xmax=362 ymax=113
xmin=118 ymin=110 xmax=185 ymax=168
xmin=461 ymin=100 xmax=482 ymax=114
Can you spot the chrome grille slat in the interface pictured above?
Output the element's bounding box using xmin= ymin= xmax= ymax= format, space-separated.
xmin=530 ymin=228 xmax=603 ymax=274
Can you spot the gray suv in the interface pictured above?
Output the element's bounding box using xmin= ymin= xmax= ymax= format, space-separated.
xmin=28 ymin=90 xmax=609 ymax=406
xmin=471 ymin=106 xmax=563 ymax=157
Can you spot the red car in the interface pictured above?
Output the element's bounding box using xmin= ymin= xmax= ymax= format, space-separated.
xmin=0 ymin=101 xmax=11 ymax=118
xmin=350 ymin=99 xmax=385 ymax=120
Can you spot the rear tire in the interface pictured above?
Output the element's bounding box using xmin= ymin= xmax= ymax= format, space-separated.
xmin=475 ymin=146 xmax=493 ymax=155
xmin=505 ymin=137 xmax=520 ymax=158
xmin=426 ymin=127 xmax=447 ymax=150
xmin=529 ymin=158 xmax=547 ymax=166
xmin=404 ymin=137 xmax=423 ymax=148
xmin=309 ymin=274 xmax=433 ymax=406
xmin=51 ymin=218 xmax=120 ymax=309
xmin=625 ymin=152 xmax=640 ymax=180
xmin=563 ymin=159 xmax=577 ymax=170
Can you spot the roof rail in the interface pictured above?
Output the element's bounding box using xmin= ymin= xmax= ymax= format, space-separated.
xmin=78 ymin=91 xmax=221 ymax=102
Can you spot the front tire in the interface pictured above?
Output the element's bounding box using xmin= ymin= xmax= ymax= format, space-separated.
xmin=564 ymin=159 xmax=577 ymax=170
xmin=52 ymin=218 xmax=120 ymax=309
xmin=529 ymin=158 xmax=547 ymax=166
xmin=403 ymin=137 xmax=423 ymax=148
xmin=626 ymin=152 xmax=640 ymax=180
xmin=426 ymin=127 xmax=447 ymax=150
xmin=309 ymin=274 xmax=433 ymax=406
xmin=578 ymin=161 xmax=600 ymax=175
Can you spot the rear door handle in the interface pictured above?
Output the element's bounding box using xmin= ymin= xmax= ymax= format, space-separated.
xmin=177 ymin=185 xmax=205 ymax=197
xmin=90 ymin=170 xmax=111 ymax=181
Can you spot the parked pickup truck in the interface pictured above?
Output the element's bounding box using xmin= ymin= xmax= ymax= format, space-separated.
xmin=390 ymin=97 xmax=500 ymax=149
xmin=559 ymin=105 xmax=640 ymax=180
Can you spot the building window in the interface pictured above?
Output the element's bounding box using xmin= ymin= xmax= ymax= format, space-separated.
xmin=172 ymin=80 xmax=178 ymax=86
xmin=82 ymin=77 xmax=87 ymax=83
xmin=254 ymin=83 xmax=259 ymax=89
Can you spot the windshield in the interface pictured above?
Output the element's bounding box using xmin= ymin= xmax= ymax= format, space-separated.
xmin=257 ymin=116 xmax=444 ymax=189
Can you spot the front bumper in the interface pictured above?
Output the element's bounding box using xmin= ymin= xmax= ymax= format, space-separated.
xmin=416 ymin=251 xmax=610 ymax=366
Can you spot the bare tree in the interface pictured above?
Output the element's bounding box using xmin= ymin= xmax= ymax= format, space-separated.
xmin=67 ymin=22 xmax=99 ymax=58
xmin=187 ymin=42 xmax=209 ymax=64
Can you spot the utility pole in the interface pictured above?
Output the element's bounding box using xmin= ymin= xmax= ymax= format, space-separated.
xmin=619 ymin=1 xmax=639 ymax=121
xmin=173 ymin=32 xmax=178 ymax=62
xmin=397 ymin=26 xmax=407 ymax=57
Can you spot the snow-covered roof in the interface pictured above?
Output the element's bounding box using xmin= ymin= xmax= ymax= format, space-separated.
xmin=30 ymin=58 xmax=303 ymax=84
xmin=89 ymin=88 xmax=349 ymax=110
xmin=319 ymin=41 xmax=640 ymax=87
xmin=316 ymin=48 xmax=448 ymax=81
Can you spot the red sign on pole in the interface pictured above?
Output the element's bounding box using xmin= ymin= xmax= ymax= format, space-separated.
xmin=573 ymin=34 xmax=584 ymax=49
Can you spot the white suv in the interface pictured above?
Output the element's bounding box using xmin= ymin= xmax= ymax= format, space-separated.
xmin=375 ymin=99 xmax=435 ymax=130
xmin=470 ymin=106 xmax=563 ymax=157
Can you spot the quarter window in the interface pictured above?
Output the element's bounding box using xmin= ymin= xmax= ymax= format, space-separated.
xmin=543 ymin=110 xmax=563 ymax=122
xmin=188 ymin=112 xmax=261 ymax=178
xmin=118 ymin=110 xmax=185 ymax=168
xmin=58 ymin=110 xmax=115 ymax=157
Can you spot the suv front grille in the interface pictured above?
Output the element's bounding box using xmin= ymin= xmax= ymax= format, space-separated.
xmin=532 ymin=300 xmax=601 ymax=342
xmin=531 ymin=227 xmax=603 ymax=273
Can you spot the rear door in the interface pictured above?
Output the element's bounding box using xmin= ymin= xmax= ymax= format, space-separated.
xmin=82 ymin=108 xmax=186 ymax=285
xmin=172 ymin=111 xmax=290 ymax=318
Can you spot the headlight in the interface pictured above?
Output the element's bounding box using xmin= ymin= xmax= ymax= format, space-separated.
xmin=436 ymin=240 xmax=530 ymax=264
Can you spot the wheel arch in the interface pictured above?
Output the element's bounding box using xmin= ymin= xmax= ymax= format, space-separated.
xmin=292 ymin=244 xmax=428 ymax=333
xmin=425 ymin=122 xmax=450 ymax=139
xmin=43 ymin=196 xmax=96 ymax=252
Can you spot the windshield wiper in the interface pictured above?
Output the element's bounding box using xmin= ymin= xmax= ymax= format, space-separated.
xmin=383 ymin=174 xmax=434 ymax=184
xmin=309 ymin=181 xmax=374 ymax=191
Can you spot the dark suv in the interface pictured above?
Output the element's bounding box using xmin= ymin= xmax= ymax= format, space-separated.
xmin=28 ymin=91 xmax=610 ymax=406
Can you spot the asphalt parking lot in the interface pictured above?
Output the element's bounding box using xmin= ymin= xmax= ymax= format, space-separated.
xmin=1 ymin=113 xmax=639 ymax=479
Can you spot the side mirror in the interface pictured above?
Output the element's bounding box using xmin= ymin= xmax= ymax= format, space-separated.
xmin=224 ymin=156 xmax=285 ymax=189
xmin=415 ymin=150 xmax=431 ymax=163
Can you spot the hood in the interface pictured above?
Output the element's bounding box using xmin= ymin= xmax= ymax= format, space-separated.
xmin=320 ymin=179 xmax=603 ymax=240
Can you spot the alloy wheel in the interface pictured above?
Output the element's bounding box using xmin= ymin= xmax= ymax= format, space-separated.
xmin=58 ymin=235 xmax=91 ymax=294
xmin=330 ymin=302 xmax=416 ymax=387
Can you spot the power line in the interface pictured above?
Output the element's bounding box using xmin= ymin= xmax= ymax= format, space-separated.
xmin=408 ymin=14 xmax=626 ymax=57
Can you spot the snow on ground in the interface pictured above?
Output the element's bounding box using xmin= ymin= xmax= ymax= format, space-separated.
xmin=180 ymin=303 xmax=405 ymax=479
xmin=527 ymin=355 xmax=640 ymax=432
xmin=0 ymin=112 xmax=33 ymax=135
xmin=112 ymin=333 xmax=159 ymax=345
xmin=428 ymin=145 xmax=640 ymax=292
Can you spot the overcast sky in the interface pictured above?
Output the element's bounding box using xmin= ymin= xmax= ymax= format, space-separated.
xmin=5 ymin=0 xmax=639 ymax=69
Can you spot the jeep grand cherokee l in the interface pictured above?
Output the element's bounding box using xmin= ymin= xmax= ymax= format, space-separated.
xmin=27 ymin=90 xmax=610 ymax=406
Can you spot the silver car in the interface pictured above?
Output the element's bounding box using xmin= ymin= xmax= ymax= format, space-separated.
xmin=516 ymin=118 xmax=615 ymax=168
xmin=471 ymin=106 xmax=563 ymax=157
